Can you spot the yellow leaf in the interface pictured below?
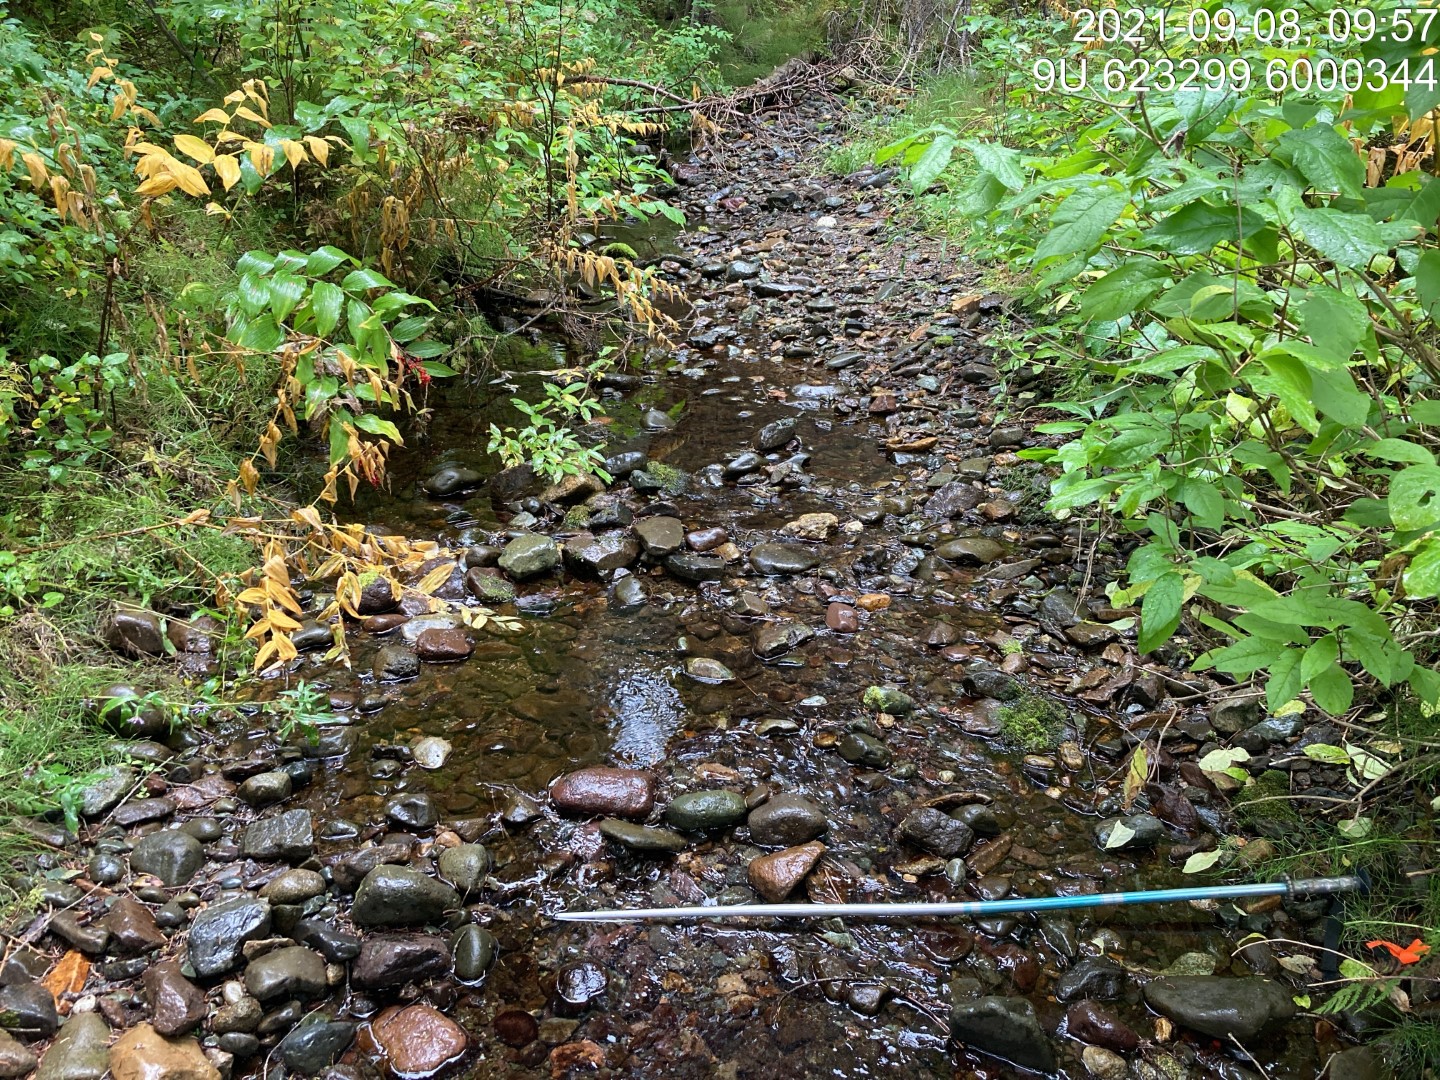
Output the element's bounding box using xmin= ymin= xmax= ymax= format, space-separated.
xmin=268 ymin=609 xmax=302 ymax=632
xmin=252 ymin=638 xmax=280 ymax=671
xmin=212 ymin=153 xmax=240 ymax=191
xmin=193 ymin=108 xmax=231 ymax=125
xmin=204 ymin=201 xmax=230 ymax=217
xmin=135 ymin=173 xmax=179 ymax=197
xmin=235 ymin=586 xmax=268 ymax=606
xmin=238 ymin=459 xmax=260 ymax=494
xmin=111 ymin=96 xmax=128 ymax=122
xmin=291 ymin=506 xmax=324 ymax=532
xmin=173 ymin=133 xmax=214 ymax=164
xmin=248 ymin=142 xmax=274 ymax=175
xmin=0 ymin=138 xmax=17 ymax=172
xmin=303 ymin=135 xmax=330 ymax=166
xmin=244 ymin=618 xmax=272 ymax=640
xmin=233 ymin=106 xmax=271 ymax=128
xmin=169 ymin=161 xmax=210 ymax=197
xmin=279 ymin=138 xmax=307 ymax=169
xmin=416 ymin=563 xmax=455 ymax=595
xmin=224 ymin=90 xmax=245 ymax=105
xmin=21 ymin=152 xmax=47 ymax=192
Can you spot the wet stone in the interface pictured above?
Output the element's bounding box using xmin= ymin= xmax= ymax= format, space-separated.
xmin=1065 ymin=1001 xmax=1139 ymax=1053
xmin=33 ymin=1013 xmax=109 ymax=1080
xmin=1082 ymin=1045 xmax=1128 ymax=1080
xmin=948 ymin=992 xmax=1055 ymax=1074
xmin=1141 ymin=975 xmax=1296 ymax=1040
xmin=437 ymin=844 xmax=490 ymax=896
xmin=352 ymin=934 xmax=449 ymax=989
xmin=103 ymin=896 xmax=166 ymax=954
xmin=825 ymin=603 xmax=858 ymax=633
xmin=634 ymin=516 xmax=685 ymax=557
xmin=415 ymin=628 xmax=473 ymax=662
xmin=1055 ymin=958 xmax=1127 ymax=1002
xmin=47 ymin=912 xmax=107 ymax=956
xmin=748 ymin=842 xmax=825 ymax=902
xmin=464 ymin=568 xmax=515 ymax=604
xmin=0 ymin=1031 xmax=35 ymax=1080
xmin=87 ymin=853 xmax=124 ymax=886
xmin=665 ymin=790 xmax=747 ymax=831
xmin=371 ymin=1005 xmax=467 ymax=1076
xmin=1094 ymin=813 xmax=1165 ymax=850
xmin=260 ymin=869 xmax=326 ymax=905
xmin=104 ymin=605 xmax=165 ymax=657
xmin=686 ymin=527 xmax=727 ymax=552
xmin=129 ymin=829 xmax=203 ymax=888
xmin=423 ymin=467 xmax=483 ymax=497
xmin=896 ymin=807 xmax=974 ymax=858
xmin=372 ymin=644 xmax=419 ymax=682
xmin=935 ymin=537 xmax=1006 ymax=565
xmin=242 ymin=809 xmax=314 ymax=862
xmin=748 ymin=543 xmax=822 ymax=575
xmin=113 ymin=797 xmax=176 ymax=827
xmin=292 ymin=921 xmax=361 ymax=963
xmin=837 ymin=732 xmax=891 ymax=768
xmin=562 ymin=534 xmax=639 ymax=577
xmin=243 ymin=946 xmax=326 ymax=1001
xmin=80 ymin=766 xmax=135 ymax=819
xmin=550 ymin=767 xmax=655 ymax=820
xmin=238 ymin=770 xmax=291 ymax=807
xmin=498 ymin=535 xmax=560 ymax=579
xmin=108 ymin=1024 xmax=217 ymax=1080
xmin=278 ymin=1018 xmax=355 ymax=1076
xmin=752 ymin=619 xmax=814 ymax=659
xmin=385 ymin=792 xmax=438 ymax=831
xmin=598 ymin=818 xmax=687 ymax=854
xmin=611 ymin=574 xmax=647 ymax=610
xmin=748 ymin=794 xmax=827 ymax=847
xmin=291 ymin=621 xmax=333 ymax=652
xmin=187 ymin=897 xmax=272 ymax=977
xmin=862 ymin=685 xmax=914 ymax=714
xmin=553 ymin=962 xmax=608 ymax=1016
xmin=451 ymin=926 xmax=496 ymax=982
xmin=0 ymin=982 xmax=57 ymax=1040
xmin=142 ymin=961 xmax=206 ymax=1037
xmin=665 ymin=552 xmax=726 ymax=582
xmin=754 ymin=417 xmax=797 ymax=451
xmin=351 ymin=865 xmax=459 ymax=928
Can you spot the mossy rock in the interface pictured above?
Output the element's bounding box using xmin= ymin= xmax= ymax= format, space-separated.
xmin=601 ymin=242 xmax=639 ymax=260
xmin=997 ymin=693 xmax=1066 ymax=753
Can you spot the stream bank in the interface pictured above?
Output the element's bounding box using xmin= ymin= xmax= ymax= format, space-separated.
xmin=0 ymin=90 xmax=1377 ymax=1080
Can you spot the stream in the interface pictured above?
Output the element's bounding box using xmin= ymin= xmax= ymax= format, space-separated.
xmin=8 ymin=92 xmax=1352 ymax=1080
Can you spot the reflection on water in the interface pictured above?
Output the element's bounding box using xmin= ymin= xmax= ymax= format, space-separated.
xmin=595 ymin=664 xmax=685 ymax=766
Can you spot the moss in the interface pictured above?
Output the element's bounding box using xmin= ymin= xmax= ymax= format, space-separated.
xmin=997 ymin=692 xmax=1066 ymax=753
xmin=600 ymin=242 xmax=639 ymax=260
xmin=563 ymin=505 xmax=591 ymax=530
xmin=645 ymin=461 xmax=688 ymax=495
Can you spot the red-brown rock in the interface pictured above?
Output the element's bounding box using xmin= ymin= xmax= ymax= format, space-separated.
xmin=549 ymin=768 xmax=654 ymax=821
xmin=747 ymin=842 xmax=825 ymax=901
xmin=825 ymin=603 xmax=858 ymax=633
xmin=415 ymin=628 xmax=474 ymax=662
xmin=371 ymin=1004 xmax=467 ymax=1076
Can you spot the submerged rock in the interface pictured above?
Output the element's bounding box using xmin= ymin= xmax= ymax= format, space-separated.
xmin=498 ymin=535 xmax=560 ymax=579
xmin=748 ymin=794 xmax=827 ymax=847
xmin=948 ymin=993 xmax=1055 ymax=1073
xmin=598 ymin=818 xmax=687 ymax=854
xmin=748 ymin=543 xmax=822 ymax=575
xmin=550 ymin=767 xmax=655 ymax=820
xmin=351 ymin=866 xmax=460 ymax=927
xmin=1141 ymin=975 xmax=1296 ymax=1040
xmin=666 ymin=790 xmax=747 ymax=831
xmin=108 ymin=1024 xmax=217 ymax=1080
xmin=370 ymin=1005 xmax=467 ymax=1077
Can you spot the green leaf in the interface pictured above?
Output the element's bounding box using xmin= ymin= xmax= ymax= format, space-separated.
xmin=306 ymin=245 xmax=352 ymax=276
xmin=1081 ymin=260 xmax=1171 ymax=322
xmin=1389 ymin=464 xmax=1440 ymax=531
xmin=237 ymin=314 xmax=283 ymax=353
xmin=236 ymin=272 xmax=269 ymax=317
xmin=419 ymin=360 xmax=457 ymax=377
xmin=1033 ymin=188 xmax=1128 ymax=267
xmin=1403 ymin=537 xmax=1440 ymax=598
xmin=341 ymin=268 xmax=394 ymax=293
xmin=405 ymin=340 xmax=446 ymax=358
xmin=1180 ymin=479 xmax=1225 ymax=530
xmin=1301 ymin=634 xmax=1340 ymax=684
xmin=1309 ymin=665 xmax=1354 ymax=716
xmin=268 ymin=272 xmax=307 ymax=324
xmin=389 ymin=316 xmax=429 ymax=343
xmin=1418 ymin=249 xmax=1440 ymax=315
xmin=1277 ymin=126 xmax=1366 ymax=200
xmin=1297 ymin=287 xmax=1370 ymax=366
xmin=909 ymin=132 xmax=957 ymax=191
xmin=236 ymin=251 xmax=276 ymax=276
xmin=353 ymin=413 xmax=402 ymax=441
xmin=1122 ymin=344 xmax=1219 ymax=376
xmin=1139 ymin=572 xmax=1185 ymax=653
xmin=1250 ymin=352 xmax=1318 ymax=434
xmin=962 ymin=138 xmax=1025 ymax=191
xmin=310 ymin=281 xmax=344 ymax=338
xmin=1303 ymin=743 xmax=1351 ymax=765
xmin=1209 ymin=634 xmax=1285 ymax=676
xmin=1267 ymin=646 xmax=1304 ymax=709
xmin=1182 ymin=849 xmax=1223 ymax=873
xmin=1198 ymin=746 xmax=1250 ymax=772
xmin=1366 ymin=439 xmax=1435 ymax=467
xmin=1294 ymin=207 xmax=1420 ymax=269
xmin=1144 ymin=201 xmax=1263 ymax=255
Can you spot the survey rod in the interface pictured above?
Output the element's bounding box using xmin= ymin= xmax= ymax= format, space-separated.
xmin=555 ymin=875 xmax=1366 ymax=922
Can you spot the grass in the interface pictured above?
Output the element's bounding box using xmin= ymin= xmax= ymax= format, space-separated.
xmin=997 ymin=692 xmax=1066 ymax=753
xmin=823 ymin=73 xmax=985 ymax=177
xmin=706 ymin=0 xmax=831 ymax=85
